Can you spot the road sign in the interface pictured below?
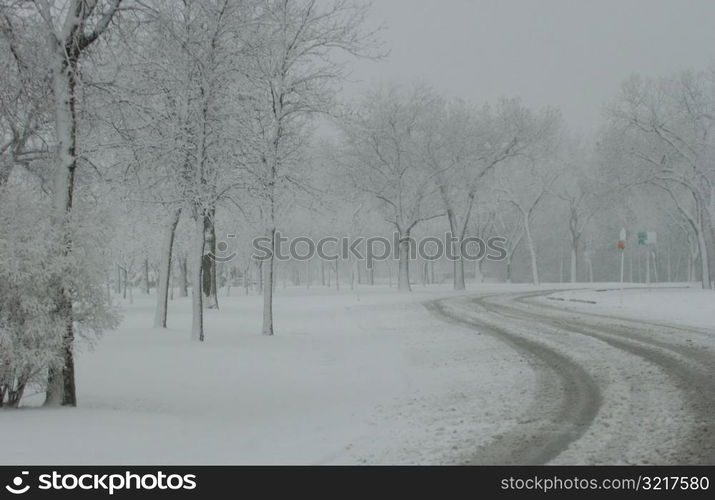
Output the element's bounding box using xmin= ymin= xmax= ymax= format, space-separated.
xmin=638 ymin=231 xmax=657 ymax=245
xmin=619 ymin=228 xmax=627 ymax=241
xmin=617 ymin=240 xmax=625 ymax=250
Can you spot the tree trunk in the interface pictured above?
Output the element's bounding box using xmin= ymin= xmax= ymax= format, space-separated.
xmin=570 ymin=243 xmax=578 ymax=283
xmin=45 ymin=308 xmax=75 ymax=407
xmin=45 ymin=48 xmax=79 ymax=408
xmin=262 ymin=227 xmax=275 ymax=335
xmin=350 ymin=258 xmax=356 ymax=290
xmin=191 ymin=215 xmax=205 ymax=341
xmin=398 ymin=231 xmax=411 ymax=292
xmin=178 ymin=256 xmax=188 ymax=297
xmin=143 ymin=258 xmax=150 ymax=294
xmin=696 ymin=222 xmax=711 ymax=288
xmin=667 ymin=243 xmax=672 ymax=282
xmin=706 ymin=219 xmax=715 ymax=287
xmin=154 ymin=208 xmax=181 ymax=328
xmin=257 ymin=259 xmax=264 ymax=294
xmin=475 ymin=258 xmax=484 ymax=283
xmin=454 ymin=257 xmax=465 ymax=290
xmin=224 ymin=265 xmax=231 ymax=296
xmin=524 ymin=219 xmax=540 ymax=286
xmin=334 ymin=260 xmax=340 ymax=291
xmin=128 ymin=274 xmax=134 ymax=304
xmin=446 ymin=211 xmax=465 ymax=290
xmin=202 ymin=212 xmax=219 ymax=309
xmin=115 ymin=264 xmax=122 ymax=294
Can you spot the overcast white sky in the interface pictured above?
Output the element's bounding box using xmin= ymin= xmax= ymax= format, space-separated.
xmin=339 ymin=0 xmax=715 ymax=133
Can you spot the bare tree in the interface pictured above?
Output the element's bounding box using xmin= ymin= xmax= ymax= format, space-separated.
xmin=238 ymin=0 xmax=377 ymax=332
xmin=496 ymin=146 xmax=560 ymax=286
xmin=552 ymin=140 xmax=604 ymax=283
xmin=609 ymin=72 xmax=715 ymax=288
xmin=340 ymin=85 xmax=445 ymax=292
xmin=423 ymin=97 xmax=554 ymax=289
xmin=0 ymin=8 xmax=51 ymax=187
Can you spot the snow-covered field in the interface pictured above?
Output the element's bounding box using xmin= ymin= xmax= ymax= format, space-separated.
xmin=3 ymin=282 xmax=713 ymax=465
xmin=544 ymin=284 xmax=715 ymax=330
xmin=1 ymin=285 xmax=537 ymax=465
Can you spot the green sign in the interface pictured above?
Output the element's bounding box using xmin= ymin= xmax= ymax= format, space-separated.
xmin=637 ymin=231 xmax=657 ymax=245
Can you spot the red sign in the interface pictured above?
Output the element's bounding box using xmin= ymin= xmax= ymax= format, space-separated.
xmin=617 ymin=240 xmax=625 ymax=250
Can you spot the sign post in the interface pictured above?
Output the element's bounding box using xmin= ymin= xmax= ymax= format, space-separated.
xmin=638 ymin=231 xmax=657 ymax=290
xmin=648 ymin=232 xmax=658 ymax=284
xmin=618 ymin=228 xmax=626 ymax=307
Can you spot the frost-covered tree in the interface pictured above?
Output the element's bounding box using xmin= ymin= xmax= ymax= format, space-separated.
xmin=494 ymin=112 xmax=561 ymax=286
xmin=0 ymin=7 xmax=51 ymax=187
xmin=551 ymin=138 xmax=605 ymax=283
xmin=237 ymin=0 xmax=377 ymax=333
xmin=112 ymin=0 xmax=250 ymax=339
xmin=423 ymin=97 xmax=554 ymax=290
xmin=340 ymin=85 xmax=444 ymax=292
xmin=608 ymin=71 xmax=715 ymax=288
xmin=22 ymin=0 xmax=123 ymax=406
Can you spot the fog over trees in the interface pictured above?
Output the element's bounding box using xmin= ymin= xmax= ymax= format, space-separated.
xmin=2 ymin=0 xmax=715 ymax=409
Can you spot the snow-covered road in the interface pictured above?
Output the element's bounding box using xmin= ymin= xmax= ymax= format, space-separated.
xmin=429 ymin=289 xmax=715 ymax=465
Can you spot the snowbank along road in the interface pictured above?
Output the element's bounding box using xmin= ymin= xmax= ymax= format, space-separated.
xmin=426 ymin=289 xmax=715 ymax=465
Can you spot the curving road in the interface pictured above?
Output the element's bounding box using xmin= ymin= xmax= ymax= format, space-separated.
xmin=426 ymin=289 xmax=715 ymax=465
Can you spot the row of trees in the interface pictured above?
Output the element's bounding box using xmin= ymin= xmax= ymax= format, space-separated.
xmin=337 ymin=85 xmax=601 ymax=290
xmin=604 ymin=70 xmax=715 ymax=289
xmin=0 ymin=0 xmax=376 ymax=407
xmin=1 ymin=0 xmax=714 ymax=409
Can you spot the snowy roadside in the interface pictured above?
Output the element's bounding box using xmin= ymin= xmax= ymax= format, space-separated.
xmin=541 ymin=284 xmax=715 ymax=330
xmin=1 ymin=285 xmax=535 ymax=465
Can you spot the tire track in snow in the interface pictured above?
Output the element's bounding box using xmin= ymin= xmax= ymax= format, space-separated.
xmin=503 ymin=290 xmax=715 ymax=464
xmin=430 ymin=289 xmax=715 ymax=464
xmin=425 ymin=298 xmax=601 ymax=465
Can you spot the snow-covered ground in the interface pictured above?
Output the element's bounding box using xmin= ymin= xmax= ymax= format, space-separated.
xmin=3 ymin=282 xmax=713 ymax=465
xmin=1 ymin=285 xmax=535 ymax=465
xmin=544 ymin=284 xmax=715 ymax=330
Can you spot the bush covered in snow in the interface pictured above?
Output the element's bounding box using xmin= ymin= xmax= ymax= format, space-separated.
xmin=0 ymin=186 xmax=120 ymax=407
